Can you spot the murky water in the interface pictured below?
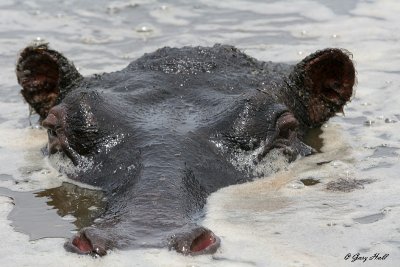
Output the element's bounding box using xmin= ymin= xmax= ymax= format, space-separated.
xmin=0 ymin=0 xmax=399 ymax=266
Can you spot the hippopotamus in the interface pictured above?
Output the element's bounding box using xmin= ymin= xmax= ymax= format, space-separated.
xmin=16 ymin=43 xmax=355 ymax=256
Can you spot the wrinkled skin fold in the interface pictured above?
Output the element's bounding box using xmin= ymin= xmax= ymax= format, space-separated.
xmin=16 ymin=43 xmax=355 ymax=256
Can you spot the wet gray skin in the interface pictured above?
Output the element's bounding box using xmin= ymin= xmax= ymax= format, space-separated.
xmin=16 ymin=43 xmax=355 ymax=256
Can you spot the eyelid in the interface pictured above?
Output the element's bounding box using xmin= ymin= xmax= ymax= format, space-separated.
xmin=276 ymin=112 xmax=299 ymax=137
xmin=42 ymin=113 xmax=58 ymax=129
xmin=55 ymin=125 xmax=63 ymax=133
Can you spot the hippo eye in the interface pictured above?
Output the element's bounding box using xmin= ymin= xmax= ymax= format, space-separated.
xmin=48 ymin=128 xmax=57 ymax=137
xmin=276 ymin=112 xmax=299 ymax=139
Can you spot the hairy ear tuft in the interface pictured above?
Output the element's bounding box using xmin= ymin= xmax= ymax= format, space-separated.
xmin=290 ymin=48 xmax=356 ymax=126
xmin=16 ymin=44 xmax=82 ymax=119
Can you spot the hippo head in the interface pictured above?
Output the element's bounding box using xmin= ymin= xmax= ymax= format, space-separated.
xmin=16 ymin=43 xmax=355 ymax=256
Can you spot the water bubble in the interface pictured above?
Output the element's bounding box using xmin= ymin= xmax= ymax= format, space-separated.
xmin=297 ymin=51 xmax=303 ymax=55
xmin=301 ymin=30 xmax=307 ymax=36
xmin=62 ymin=214 xmax=76 ymax=222
xmin=81 ymin=37 xmax=94 ymax=44
xmin=160 ymin=5 xmax=168 ymax=11
xmin=32 ymin=37 xmax=47 ymax=46
xmin=136 ymin=25 xmax=153 ymax=33
xmin=364 ymin=120 xmax=375 ymax=126
xmin=288 ymin=180 xmax=305 ymax=189
xmin=385 ymin=118 xmax=396 ymax=123
xmin=381 ymin=207 xmax=391 ymax=214
xmin=331 ymin=34 xmax=339 ymax=38
xmin=40 ymin=169 xmax=50 ymax=175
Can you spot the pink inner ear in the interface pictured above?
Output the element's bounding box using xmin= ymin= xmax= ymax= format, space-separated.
xmin=190 ymin=231 xmax=216 ymax=253
xmin=72 ymin=235 xmax=93 ymax=254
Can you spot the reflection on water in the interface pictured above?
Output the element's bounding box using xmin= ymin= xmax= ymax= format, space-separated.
xmin=303 ymin=127 xmax=324 ymax=152
xmin=0 ymin=182 xmax=105 ymax=240
xmin=35 ymin=182 xmax=106 ymax=230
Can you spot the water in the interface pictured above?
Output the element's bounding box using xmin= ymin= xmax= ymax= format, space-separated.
xmin=0 ymin=0 xmax=399 ymax=266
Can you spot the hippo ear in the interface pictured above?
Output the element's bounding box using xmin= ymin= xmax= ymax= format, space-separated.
xmin=16 ymin=43 xmax=82 ymax=120
xmin=289 ymin=48 xmax=356 ymax=126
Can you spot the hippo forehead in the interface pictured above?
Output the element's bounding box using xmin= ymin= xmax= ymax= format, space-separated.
xmin=62 ymin=85 xmax=289 ymax=141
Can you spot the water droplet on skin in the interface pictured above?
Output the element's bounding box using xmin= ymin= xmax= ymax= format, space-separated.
xmin=94 ymin=218 xmax=104 ymax=223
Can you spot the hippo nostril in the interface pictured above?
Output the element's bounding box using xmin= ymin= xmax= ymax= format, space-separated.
xmin=190 ymin=231 xmax=216 ymax=253
xmin=71 ymin=234 xmax=93 ymax=254
xmin=189 ymin=230 xmax=220 ymax=255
